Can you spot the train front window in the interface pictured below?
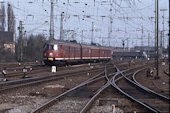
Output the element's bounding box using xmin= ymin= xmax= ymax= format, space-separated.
xmin=50 ymin=45 xmax=54 ymax=50
xmin=44 ymin=44 xmax=49 ymax=51
xmin=46 ymin=44 xmax=60 ymax=50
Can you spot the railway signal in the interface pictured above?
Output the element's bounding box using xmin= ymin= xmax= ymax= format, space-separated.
xmin=18 ymin=21 xmax=24 ymax=62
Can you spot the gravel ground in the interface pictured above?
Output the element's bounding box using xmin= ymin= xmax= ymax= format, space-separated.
xmin=0 ymin=63 xmax=105 ymax=113
xmin=135 ymin=61 xmax=169 ymax=97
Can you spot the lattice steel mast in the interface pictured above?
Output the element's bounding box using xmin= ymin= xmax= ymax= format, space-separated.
xmin=49 ymin=0 xmax=54 ymax=40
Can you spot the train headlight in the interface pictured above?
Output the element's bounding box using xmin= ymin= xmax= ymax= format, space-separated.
xmin=54 ymin=45 xmax=58 ymax=50
xmin=49 ymin=52 xmax=53 ymax=56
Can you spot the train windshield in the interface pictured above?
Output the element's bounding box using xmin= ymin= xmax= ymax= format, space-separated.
xmin=49 ymin=45 xmax=54 ymax=50
xmin=44 ymin=44 xmax=49 ymax=51
xmin=49 ymin=44 xmax=58 ymax=50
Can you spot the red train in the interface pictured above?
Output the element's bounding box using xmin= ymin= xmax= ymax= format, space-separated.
xmin=43 ymin=40 xmax=111 ymax=65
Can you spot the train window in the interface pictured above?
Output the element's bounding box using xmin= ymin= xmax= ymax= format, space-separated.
xmin=50 ymin=45 xmax=54 ymax=50
xmin=83 ymin=48 xmax=89 ymax=53
xmin=58 ymin=45 xmax=61 ymax=50
xmin=44 ymin=44 xmax=49 ymax=50
xmin=65 ymin=47 xmax=68 ymax=52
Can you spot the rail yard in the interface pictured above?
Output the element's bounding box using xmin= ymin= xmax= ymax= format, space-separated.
xmin=0 ymin=58 xmax=169 ymax=113
xmin=0 ymin=0 xmax=169 ymax=113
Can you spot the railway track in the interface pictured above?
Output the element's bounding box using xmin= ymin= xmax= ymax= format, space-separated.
xmin=0 ymin=62 xmax=112 ymax=92
xmin=0 ymin=62 xmax=109 ymax=80
xmin=111 ymin=63 xmax=169 ymax=113
xmin=1 ymin=59 xmax=163 ymax=112
xmin=30 ymin=63 xmax=114 ymax=113
xmin=132 ymin=69 xmax=170 ymax=100
xmin=0 ymin=60 xmax=131 ymax=83
xmin=164 ymin=69 xmax=169 ymax=76
xmin=0 ymin=64 xmax=46 ymax=80
xmin=0 ymin=59 xmax=140 ymax=80
xmin=0 ymin=62 xmax=41 ymax=70
xmin=30 ymin=62 xmax=146 ymax=113
xmin=1 ymin=66 xmax=50 ymax=79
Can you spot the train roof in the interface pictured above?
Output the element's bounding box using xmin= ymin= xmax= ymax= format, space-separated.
xmin=46 ymin=39 xmax=111 ymax=50
xmin=46 ymin=39 xmax=80 ymax=46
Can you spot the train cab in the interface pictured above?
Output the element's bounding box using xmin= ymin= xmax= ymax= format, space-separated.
xmin=43 ymin=43 xmax=62 ymax=65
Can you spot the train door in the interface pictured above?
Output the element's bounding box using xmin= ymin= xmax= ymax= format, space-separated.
xmin=80 ymin=45 xmax=82 ymax=60
xmin=89 ymin=48 xmax=91 ymax=60
xmin=60 ymin=44 xmax=63 ymax=58
xmin=63 ymin=45 xmax=65 ymax=60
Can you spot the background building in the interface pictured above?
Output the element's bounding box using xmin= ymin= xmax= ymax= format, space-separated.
xmin=0 ymin=31 xmax=15 ymax=53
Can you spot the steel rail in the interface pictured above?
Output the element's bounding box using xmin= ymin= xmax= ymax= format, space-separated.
xmin=80 ymin=82 xmax=110 ymax=113
xmin=132 ymin=69 xmax=170 ymax=100
xmin=31 ymin=64 xmax=135 ymax=113
xmin=115 ymin=63 xmax=170 ymax=101
xmin=80 ymin=65 xmax=113 ymax=113
xmin=1 ymin=68 xmax=50 ymax=79
xmin=30 ymin=71 xmax=105 ymax=113
xmin=0 ymin=63 xmax=100 ymax=78
xmin=79 ymin=65 xmax=138 ymax=113
xmin=164 ymin=70 xmax=169 ymax=76
xmin=111 ymin=63 xmax=161 ymax=113
xmin=0 ymin=64 xmax=42 ymax=71
xmin=0 ymin=65 xmax=107 ymax=86
xmin=0 ymin=62 xmax=121 ymax=79
xmin=0 ymin=63 xmax=119 ymax=93
xmin=31 ymin=61 xmax=144 ymax=113
xmin=0 ymin=67 xmax=106 ymax=92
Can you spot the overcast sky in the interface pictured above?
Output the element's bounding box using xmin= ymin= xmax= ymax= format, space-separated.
xmin=1 ymin=0 xmax=169 ymax=48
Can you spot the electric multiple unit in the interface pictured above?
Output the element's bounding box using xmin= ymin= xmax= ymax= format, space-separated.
xmin=43 ymin=40 xmax=111 ymax=65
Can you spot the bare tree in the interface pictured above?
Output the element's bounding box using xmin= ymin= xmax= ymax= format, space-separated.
xmin=22 ymin=34 xmax=47 ymax=61
xmin=0 ymin=3 xmax=5 ymax=31
xmin=7 ymin=3 xmax=15 ymax=32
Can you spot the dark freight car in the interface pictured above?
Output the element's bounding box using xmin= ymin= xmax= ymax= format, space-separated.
xmin=112 ymin=51 xmax=145 ymax=58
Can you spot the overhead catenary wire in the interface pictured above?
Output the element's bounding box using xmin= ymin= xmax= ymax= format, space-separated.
xmin=5 ymin=0 xmax=168 ymax=47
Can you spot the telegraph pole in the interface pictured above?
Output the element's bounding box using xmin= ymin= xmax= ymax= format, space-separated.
xmin=81 ymin=30 xmax=84 ymax=43
xmin=60 ymin=12 xmax=64 ymax=40
xmin=91 ymin=22 xmax=94 ymax=44
xmin=7 ymin=4 xmax=10 ymax=32
xmin=148 ymin=33 xmax=150 ymax=58
xmin=160 ymin=9 xmax=167 ymax=49
xmin=108 ymin=17 xmax=113 ymax=47
xmin=18 ymin=21 xmax=24 ymax=62
xmin=168 ymin=2 xmax=170 ymax=73
xmin=126 ymin=38 xmax=129 ymax=50
xmin=49 ymin=0 xmax=54 ymax=40
xmin=141 ymin=24 xmax=144 ymax=52
xmin=156 ymin=0 xmax=159 ymax=79
xmin=155 ymin=0 xmax=157 ymax=67
xmin=108 ymin=3 xmax=113 ymax=47
xmin=160 ymin=31 xmax=163 ymax=57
